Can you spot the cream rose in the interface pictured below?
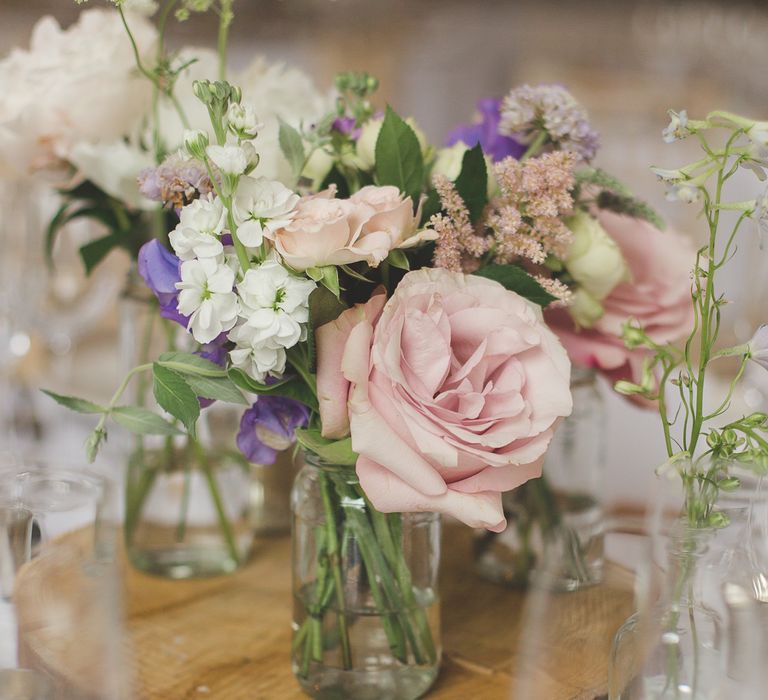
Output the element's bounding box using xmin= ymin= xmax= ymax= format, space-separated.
xmin=266 ymin=186 xmax=435 ymax=271
xmin=316 ymin=268 xmax=572 ymax=531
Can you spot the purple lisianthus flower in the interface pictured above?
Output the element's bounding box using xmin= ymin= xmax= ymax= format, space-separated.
xmin=447 ymin=98 xmax=526 ymax=162
xmin=237 ymin=396 xmax=310 ymax=465
xmin=137 ymin=239 xmax=187 ymax=326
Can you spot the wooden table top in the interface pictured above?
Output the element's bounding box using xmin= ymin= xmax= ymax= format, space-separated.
xmin=15 ymin=526 xmax=635 ymax=700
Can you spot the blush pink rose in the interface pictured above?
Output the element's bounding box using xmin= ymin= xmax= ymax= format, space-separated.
xmin=266 ymin=185 xmax=435 ymax=271
xmin=548 ymin=210 xmax=695 ymax=387
xmin=316 ymin=268 xmax=572 ymax=531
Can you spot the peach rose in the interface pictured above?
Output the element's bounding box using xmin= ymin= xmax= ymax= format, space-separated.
xmin=548 ymin=210 xmax=695 ymax=386
xmin=266 ymin=185 xmax=435 ymax=271
xmin=316 ymin=268 xmax=572 ymax=531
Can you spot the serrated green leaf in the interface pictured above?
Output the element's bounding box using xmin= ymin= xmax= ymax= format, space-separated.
xmin=228 ymin=369 xmax=319 ymax=412
xmin=294 ymin=429 xmax=357 ymax=466
xmin=42 ymin=389 xmax=106 ymax=414
xmin=111 ymin=406 xmax=182 ymax=436
xmin=386 ymin=248 xmax=410 ymax=271
xmin=595 ymin=191 xmax=666 ymax=230
xmin=152 ymin=364 xmax=200 ymax=436
xmin=278 ymin=118 xmax=306 ymax=181
xmin=575 ymin=167 xmax=632 ymax=196
xmin=80 ymin=234 xmax=120 ymax=275
xmin=473 ymin=264 xmax=557 ymax=307
xmin=454 ymin=144 xmax=488 ymax=223
xmin=157 ymin=352 xmax=228 ymax=378
xmin=375 ymin=105 xmax=424 ymax=202
xmin=185 ymin=375 xmax=248 ymax=405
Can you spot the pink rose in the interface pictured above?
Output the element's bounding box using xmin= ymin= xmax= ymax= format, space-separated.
xmin=316 ymin=268 xmax=572 ymax=531
xmin=548 ymin=210 xmax=695 ymax=386
xmin=266 ymin=185 xmax=435 ymax=271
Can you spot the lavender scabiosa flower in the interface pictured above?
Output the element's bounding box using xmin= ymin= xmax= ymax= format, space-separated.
xmin=499 ymin=84 xmax=599 ymax=162
xmin=236 ymin=396 xmax=310 ymax=465
xmin=137 ymin=153 xmax=214 ymax=210
xmin=447 ymin=98 xmax=526 ymax=162
xmin=137 ymin=239 xmax=187 ymax=326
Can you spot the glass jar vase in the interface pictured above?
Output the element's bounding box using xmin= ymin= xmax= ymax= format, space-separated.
xmin=291 ymin=453 xmax=441 ymax=699
xmin=124 ymin=443 xmax=254 ymax=578
xmin=474 ymin=367 xmax=605 ymax=591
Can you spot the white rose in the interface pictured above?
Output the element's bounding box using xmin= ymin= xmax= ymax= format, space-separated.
xmin=355 ymin=115 xmax=428 ymax=171
xmin=0 ymin=9 xmax=156 ymax=181
xmin=565 ymin=211 xmax=629 ymax=301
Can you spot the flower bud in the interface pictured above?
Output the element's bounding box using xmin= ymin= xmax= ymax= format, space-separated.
xmin=193 ymin=79 xmax=213 ymax=105
xmin=227 ymin=101 xmax=262 ymax=138
xmin=183 ymin=129 xmax=209 ymax=160
xmin=569 ymin=288 xmax=604 ymax=328
xmin=565 ymin=211 xmax=629 ymax=301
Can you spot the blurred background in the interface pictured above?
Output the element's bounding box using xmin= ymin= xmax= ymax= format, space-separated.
xmin=2 ymin=0 xmax=768 ymax=512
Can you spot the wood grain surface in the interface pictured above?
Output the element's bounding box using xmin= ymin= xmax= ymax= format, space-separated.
xmin=15 ymin=526 xmax=635 ymax=699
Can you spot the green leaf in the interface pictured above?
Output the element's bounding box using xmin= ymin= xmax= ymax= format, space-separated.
xmin=278 ymin=118 xmax=306 ymax=181
xmin=386 ymin=248 xmax=410 ymax=271
xmin=375 ymin=105 xmax=424 ymax=202
xmin=228 ymin=369 xmax=319 ymax=412
xmin=157 ymin=352 xmax=228 ymax=378
xmin=575 ymin=167 xmax=632 ymax=196
xmin=41 ymin=389 xmax=106 ymax=414
xmin=185 ymin=375 xmax=248 ymax=405
xmin=152 ymin=364 xmax=200 ymax=436
xmin=473 ymin=264 xmax=557 ymax=307
xmin=419 ymin=188 xmax=441 ymax=227
xmin=595 ymin=191 xmax=666 ymax=230
xmin=453 ymin=144 xmax=488 ymax=223
xmin=294 ymin=428 xmax=358 ymax=466
xmin=79 ymin=234 xmax=120 ymax=275
xmin=318 ymin=266 xmax=340 ymax=298
xmin=44 ymin=202 xmax=71 ymax=268
xmin=111 ymin=406 xmax=182 ymax=436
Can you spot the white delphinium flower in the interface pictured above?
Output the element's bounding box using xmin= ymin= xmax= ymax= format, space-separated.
xmin=227 ymin=102 xmax=263 ymax=138
xmin=236 ymin=258 xmax=316 ymax=349
xmin=662 ymin=110 xmax=690 ymax=143
xmin=228 ymin=326 xmax=287 ymax=382
xmin=749 ymin=325 xmax=768 ymax=371
xmin=206 ymin=144 xmax=249 ymax=175
xmin=176 ymin=257 xmax=239 ymax=343
xmin=232 ymin=177 xmax=300 ymax=247
xmin=169 ymin=194 xmax=227 ymax=261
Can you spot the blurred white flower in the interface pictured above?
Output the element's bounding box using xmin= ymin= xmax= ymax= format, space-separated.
xmin=662 ymin=110 xmax=690 ymax=143
xmin=0 ymin=8 xmax=156 ymax=181
xmin=66 ymin=140 xmax=154 ymax=209
xmin=749 ymin=325 xmax=768 ymax=371
xmin=232 ymin=176 xmax=299 ymax=247
xmin=227 ymin=102 xmax=262 ymax=137
xmin=206 ymin=144 xmax=249 ymax=175
xmin=176 ymin=257 xmax=239 ymax=343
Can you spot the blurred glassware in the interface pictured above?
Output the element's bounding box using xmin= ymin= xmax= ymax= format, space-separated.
xmin=0 ymin=466 xmax=133 ymax=699
xmin=609 ymin=464 xmax=768 ymax=699
xmin=475 ymin=367 xmax=605 ymax=591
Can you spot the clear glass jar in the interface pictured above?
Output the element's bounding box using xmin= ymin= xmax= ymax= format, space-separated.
xmin=291 ymin=454 xmax=441 ymax=699
xmin=609 ymin=525 xmax=722 ymax=699
xmin=125 ymin=444 xmax=254 ymax=578
xmin=474 ymin=367 xmax=605 ymax=591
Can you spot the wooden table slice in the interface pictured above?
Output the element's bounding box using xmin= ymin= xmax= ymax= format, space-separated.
xmin=14 ymin=526 xmax=634 ymax=699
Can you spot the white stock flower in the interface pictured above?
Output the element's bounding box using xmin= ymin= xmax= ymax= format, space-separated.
xmin=236 ymin=258 xmax=316 ymax=349
xmin=233 ymin=176 xmax=300 ymax=247
xmin=206 ymin=144 xmax=249 ymax=175
xmin=228 ymin=328 xmax=287 ymax=383
xmin=176 ymin=257 xmax=239 ymax=343
xmin=0 ymin=9 xmax=156 ymax=181
xmin=169 ymin=194 xmax=227 ymax=261
xmin=227 ymin=102 xmax=263 ymax=136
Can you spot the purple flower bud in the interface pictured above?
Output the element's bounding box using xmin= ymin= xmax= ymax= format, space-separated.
xmin=137 ymin=239 xmax=187 ymax=326
xmin=332 ymin=116 xmax=362 ymax=140
xmin=447 ymin=98 xmax=526 ymax=162
xmin=236 ymin=396 xmax=310 ymax=465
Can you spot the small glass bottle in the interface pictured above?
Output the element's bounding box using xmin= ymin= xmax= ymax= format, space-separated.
xmin=475 ymin=367 xmax=605 ymax=590
xmin=291 ymin=453 xmax=441 ymax=699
